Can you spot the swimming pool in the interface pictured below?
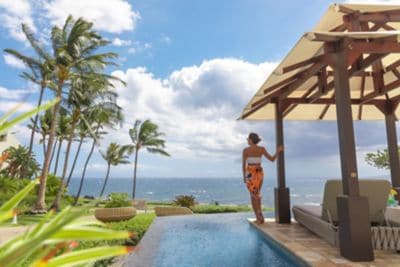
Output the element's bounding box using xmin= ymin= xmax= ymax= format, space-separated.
xmin=125 ymin=213 xmax=306 ymax=267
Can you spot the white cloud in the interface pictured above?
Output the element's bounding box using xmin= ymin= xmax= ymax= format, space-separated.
xmin=109 ymin=58 xmax=278 ymax=159
xmin=44 ymin=0 xmax=140 ymax=34
xmin=3 ymin=54 xmax=26 ymax=69
xmin=0 ymin=0 xmax=36 ymax=42
xmin=127 ymin=41 xmax=152 ymax=54
xmin=0 ymin=100 xmax=35 ymax=112
xmin=0 ymin=86 xmax=34 ymax=100
xmin=112 ymin=38 xmax=132 ymax=47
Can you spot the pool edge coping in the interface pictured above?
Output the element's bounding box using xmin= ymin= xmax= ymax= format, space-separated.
xmin=248 ymin=219 xmax=311 ymax=267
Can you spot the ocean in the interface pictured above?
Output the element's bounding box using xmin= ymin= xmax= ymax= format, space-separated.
xmin=67 ymin=176 xmax=344 ymax=207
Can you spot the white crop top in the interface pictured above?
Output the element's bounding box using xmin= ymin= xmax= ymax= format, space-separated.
xmin=246 ymin=157 xmax=261 ymax=164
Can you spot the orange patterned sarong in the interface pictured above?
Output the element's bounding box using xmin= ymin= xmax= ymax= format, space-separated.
xmin=245 ymin=165 xmax=263 ymax=199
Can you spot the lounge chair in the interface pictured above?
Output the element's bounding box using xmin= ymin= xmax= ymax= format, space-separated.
xmin=292 ymin=179 xmax=400 ymax=250
xmin=154 ymin=206 xmax=193 ymax=216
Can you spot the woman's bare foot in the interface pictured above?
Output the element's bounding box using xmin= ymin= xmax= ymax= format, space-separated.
xmin=255 ymin=218 xmax=264 ymax=225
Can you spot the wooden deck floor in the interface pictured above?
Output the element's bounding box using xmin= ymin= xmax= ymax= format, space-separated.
xmin=250 ymin=219 xmax=400 ymax=267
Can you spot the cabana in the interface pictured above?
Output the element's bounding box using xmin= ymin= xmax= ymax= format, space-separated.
xmin=240 ymin=3 xmax=400 ymax=262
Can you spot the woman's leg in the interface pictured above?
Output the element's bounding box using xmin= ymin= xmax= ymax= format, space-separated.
xmin=251 ymin=195 xmax=263 ymax=223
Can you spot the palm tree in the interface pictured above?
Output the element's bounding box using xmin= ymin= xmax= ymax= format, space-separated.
xmin=128 ymin=120 xmax=170 ymax=199
xmin=4 ymin=24 xmax=54 ymax=156
xmin=52 ymin=113 xmax=71 ymax=175
xmin=99 ymin=143 xmax=132 ymax=198
xmin=52 ymin=75 xmax=124 ymax=210
xmin=65 ymin=120 xmax=88 ymax=188
xmin=4 ymin=24 xmax=55 ymax=180
xmin=73 ymin=102 xmax=123 ymax=205
xmin=35 ymin=15 xmax=118 ymax=211
xmin=27 ymin=110 xmax=52 ymax=157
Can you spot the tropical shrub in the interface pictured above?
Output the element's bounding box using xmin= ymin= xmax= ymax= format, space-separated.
xmin=78 ymin=213 xmax=155 ymax=266
xmin=173 ymin=195 xmax=197 ymax=208
xmin=0 ymin=145 xmax=40 ymax=179
xmin=104 ymin=193 xmax=132 ymax=208
xmin=0 ymin=180 xmax=135 ymax=266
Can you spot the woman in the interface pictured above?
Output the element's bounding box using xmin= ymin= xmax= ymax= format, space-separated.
xmin=242 ymin=133 xmax=283 ymax=224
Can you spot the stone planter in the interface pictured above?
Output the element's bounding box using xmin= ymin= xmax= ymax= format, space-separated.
xmin=94 ymin=207 xmax=136 ymax=222
xmin=154 ymin=206 xmax=193 ymax=217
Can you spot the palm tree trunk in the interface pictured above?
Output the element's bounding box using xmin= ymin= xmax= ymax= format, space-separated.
xmin=28 ymin=84 xmax=45 ymax=155
xmin=99 ymin=163 xmax=111 ymax=198
xmin=42 ymin=134 xmax=47 ymax=156
xmin=35 ymin=88 xmax=62 ymax=211
xmin=74 ymin=135 xmax=97 ymax=205
xmin=49 ymin=138 xmax=58 ymax=171
xmin=53 ymin=138 xmax=63 ymax=175
xmin=132 ymin=148 xmax=139 ymax=199
xmin=52 ymin=113 xmax=78 ymax=210
xmin=66 ymin=135 xmax=84 ymax=188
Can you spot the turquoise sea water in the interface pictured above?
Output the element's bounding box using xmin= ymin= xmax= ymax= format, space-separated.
xmin=67 ymin=176 xmax=347 ymax=206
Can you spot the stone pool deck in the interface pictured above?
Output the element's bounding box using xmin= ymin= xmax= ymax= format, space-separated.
xmin=250 ymin=219 xmax=400 ymax=267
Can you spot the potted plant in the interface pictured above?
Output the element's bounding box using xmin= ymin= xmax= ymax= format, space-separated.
xmin=388 ymin=188 xmax=398 ymax=207
xmin=95 ymin=193 xmax=136 ymax=222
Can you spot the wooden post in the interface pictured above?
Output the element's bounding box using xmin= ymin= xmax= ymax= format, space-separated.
xmin=385 ymin=106 xmax=400 ymax=203
xmin=330 ymin=40 xmax=374 ymax=262
xmin=274 ymin=101 xmax=291 ymax=224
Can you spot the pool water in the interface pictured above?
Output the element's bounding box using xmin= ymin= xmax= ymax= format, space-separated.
xmin=152 ymin=213 xmax=302 ymax=267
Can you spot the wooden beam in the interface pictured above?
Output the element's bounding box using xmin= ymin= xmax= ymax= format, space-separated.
xmin=251 ymin=62 xmax=326 ymax=108
xmin=283 ymin=83 xmax=318 ymax=118
xmin=263 ymin=75 xmax=298 ymax=94
xmin=358 ymin=74 xmax=366 ymax=120
xmin=283 ymin=97 xmax=384 ymax=106
xmin=274 ymin=101 xmax=291 ymax=224
xmin=372 ymin=60 xmax=385 ymax=94
xmin=330 ymin=23 xmax=348 ymax=32
xmin=335 ymin=4 xmax=358 ymax=14
xmin=331 ymin=41 xmax=360 ymax=196
xmin=386 ymin=58 xmax=400 ymax=71
xmin=319 ymin=92 xmax=335 ymax=120
xmin=308 ymin=53 xmax=388 ymax=103
xmin=281 ymin=55 xmax=324 ymax=74
xmin=358 ymin=12 xmax=400 ymax=23
xmin=361 ymin=79 xmax=400 ymax=104
xmin=352 ymin=40 xmax=400 ymax=54
xmin=392 ymin=68 xmax=400 ymax=80
xmin=318 ymin=67 xmax=328 ymax=93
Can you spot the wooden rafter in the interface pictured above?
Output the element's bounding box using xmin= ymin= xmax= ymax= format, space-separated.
xmin=251 ymin=62 xmax=327 ymax=108
xmin=319 ymin=92 xmax=335 ymax=120
xmin=361 ymin=78 xmax=400 ymax=104
xmin=358 ymin=74 xmax=366 ymax=120
xmin=283 ymin=82 xmax=318 ymax=118
xmin=307 ymin=53 xmax=388 ymax=103
xmin=281 ymin=55 xmax=325 ymax=74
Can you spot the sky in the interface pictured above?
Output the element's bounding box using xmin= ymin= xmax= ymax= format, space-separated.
xmin=0 ymin=0 xmax=399 ymax=180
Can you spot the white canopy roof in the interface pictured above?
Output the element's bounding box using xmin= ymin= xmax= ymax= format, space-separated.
xmin=241 ymin=3 xmax=400 ymax=121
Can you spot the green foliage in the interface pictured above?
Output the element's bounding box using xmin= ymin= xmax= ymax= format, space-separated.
xmin=173 ymin=195 xmax=197 ymax=208
xmin=0 ymin=145 xmax=40 ymax=179
xmin=40 ymin=174 xmax=65 ymax=196
xmin=0 ymin=98 xmax=59 ymax=136
xmin=78 ymin=213 xmax=155 ymax=266
xmin=365 ymin=149 xmax=391 ymax=170
xmin=0 ymin=177 xmax=30 ymax=195
xmin=192 ymin=204 xmax=252 ymax=214
xmin=129 ymin=119 xmax=170 ymax=156
xmin=0 ymin=178 xmax=134 ymax=266
xmin=104 ymin=193 xmax=132 ymax=208
xmin=101 ymin=143 xmax=133 ymax=166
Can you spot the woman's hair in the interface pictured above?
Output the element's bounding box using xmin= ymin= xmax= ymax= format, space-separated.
xmin=248 ymin=133 xmax=261 ymax=144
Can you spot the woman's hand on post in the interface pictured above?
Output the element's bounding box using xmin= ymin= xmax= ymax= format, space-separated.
xmin=277 ymin=145 xmax=284 ymax=153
